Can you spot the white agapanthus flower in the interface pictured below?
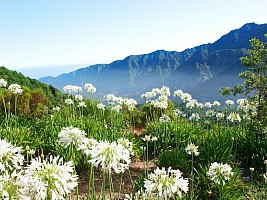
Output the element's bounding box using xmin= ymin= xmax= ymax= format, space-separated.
xmin=185 ymin=143 xmax=199 ymax=156
xmin=204 ymin=102 xmax=212 ymax=108
xmin=0 ymin=78 xmax=7 ymax=88
xmin=207 ymin=162 xmax=234 ymax=185
xmin=16 ymin=156 xmax=78 ymax=200
xmin=160 ymin=85 xmax=171 ymax=97
xmin=88 ymin=140 xmax=131 ymax=173
xmin=58 ymin=126 xmax=87 ymax=148
xmin=213 ymin=101 xmax=221 ymax=107
xmin=159 ymin=114 xmax=170 ymax=123
xmin=189 ymin=113 xmax=200 ymax=121
xmin=117 ymin=138 xmax=134 ymax=156
xmin=216 ymin=112 xmax=225 ymax=120
xmin=52 ymin=106 xmax=60 ymax=112
xmin=225 ymin=100 xmax=234 ymax=106
xmin=8 ymin=84 xmax=23 ymax=94
xmin=111 ymin=105 xmax=122 ymax=113
xmin=96 ymin=103 xmax=105 ymax=110
xmin=77 ymin=101 xmax=86 ymax=108
xmin=0 ymin=170 xmax=19 ymax=200
xmin=142 ymin=135 xmax=151 ymax=142
xmin=65 ymin=98 xmax=74 ymax=105
xmin=74 ymin=94 xmax=83 ymax=101
xmin=63 ymin=85 xmax=82 ymax=94
xmin=84 ymin=83 xmax=96 ymax=94
xmin=173 ymin=109 xmax=185 ymax=118
xmin=226 ymin=112 xmax=241 ymax=122
xmin=180 ymin=93 xmax=192 ymax=102
xmin=144 ymin=167 xmax=189 ymax=199
xmin=0 ymin=139 xmax=24 ymax=173
xmin=173 ymin=89 xmax=183 ymax=98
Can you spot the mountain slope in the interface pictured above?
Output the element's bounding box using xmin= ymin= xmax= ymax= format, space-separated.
xmin=39 ymin=22 xmax=267 ymax=102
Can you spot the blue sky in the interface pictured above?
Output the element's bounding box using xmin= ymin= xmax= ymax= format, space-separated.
xmin=1 ymin=0 xmax=267 ymax=77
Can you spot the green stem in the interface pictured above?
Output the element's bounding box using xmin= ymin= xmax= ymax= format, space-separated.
xmin=118 ymin=173 xmax=123 ymax=200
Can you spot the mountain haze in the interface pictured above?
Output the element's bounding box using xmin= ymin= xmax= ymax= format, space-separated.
xmin=39 ymin=23 xmax=267 ymax=102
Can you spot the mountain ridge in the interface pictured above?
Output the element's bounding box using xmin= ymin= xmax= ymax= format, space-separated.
xmin=39 ymin=22 xmax=267 ymax=102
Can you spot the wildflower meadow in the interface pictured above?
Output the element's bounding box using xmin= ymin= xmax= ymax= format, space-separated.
xmin=0 ymin=78 xmax=267 ymax=200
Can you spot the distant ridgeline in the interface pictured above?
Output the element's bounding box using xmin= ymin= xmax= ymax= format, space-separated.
xmin=0 ymin=66 xmax=65 ymax=117
xmin=35 ymin=22 xmax=265 ymax=102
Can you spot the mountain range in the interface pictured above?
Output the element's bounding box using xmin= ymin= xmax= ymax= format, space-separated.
xmin=39 ymin=22 xmax=267 ymax=102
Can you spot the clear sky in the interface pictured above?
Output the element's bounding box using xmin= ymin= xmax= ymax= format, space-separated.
xmin=1 ymin=0 xmax=267 ymax=73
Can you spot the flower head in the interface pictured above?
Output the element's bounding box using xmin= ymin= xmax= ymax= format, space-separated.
xmin=159 ymin=114 xmax=170 ymax=123
xmin=0 ymin=139 xmax=24 ymax=173
xmin=84 ymin=83 xmax=96 ymax=94
xmin=144 ymin=167 xmax=188 ymax=199
xmin=58 ymin=126 xmax=87 ymax=148
xmin=185 ymin=143 xmax=199 ymax=156
xmin=17 ymin=156 xmax=78 ymax=200
xmin=0 ymin=78 xmax=7 ymax=88
xmin=88 ymin=140 xmax=131 ymax=173
xmin=8 ymin=84 xmax=23 ymax=94
xmin=207 ymin=162 xmax=234 ymax=185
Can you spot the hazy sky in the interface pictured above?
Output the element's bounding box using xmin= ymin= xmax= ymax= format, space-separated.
xmin=1 ymin=0 xmax=267 ymax=72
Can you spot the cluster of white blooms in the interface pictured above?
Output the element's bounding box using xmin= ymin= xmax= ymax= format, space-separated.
xmin=0 ymin=139 xmax=24 ymax=173
xmin=189 ymin=113 xmax=200 ymax=121
xmin=77 ymin=101 xmax=86 ymax=108
xmin=144 ymin=167 xmax=189 ymax=199
xmin=75 ymin=94 xmax=83 ymax=101
xmin=226 ymin=112 xmax=241 ymax=122
xmin=65 ymin=98 xmax=74 ymax=105
xmin=52 ymin=106 xmax=60 ymax=112
xmin=225 ymin=100 xmax=234 ymax=106
xmin=96 ymin=102 xmax=105 ymax=110
xmin=216 ymin=112 xmax=225 ymax=120
xmin=207 ymin=162 xmax=234 ymax=185
xmin=117 ymin=138 xmax=134 ymax=156
xmin=105 ymin=94 xmax=137 ymax=112
xmin=204 ymin=102 xmax=213 ymax=108
xmin=237 ymin=98 xmax=257 ymax=119
xmin=142 ymin=135 xmax=158 ymax=143
xmin=185 ymin=143 xmax=199 ymax=156
xmin=84 ymin=83 xmax=96 ymax=94
xmin=141 ymin=86 xmax=170 ymax=109
xmin=88 ymin=139 xmax=132 ymax=173
xmin=63 ymin=85 xmax=82 ymax=94
xmin=124 ymin=190 xmax=154 ymax=200
xmin=206 ymin=109 xmax=215 ymax=117
xmin=8 ymin=84 xmax=23 ymax=94
xmin=186 ymin=99 xmax=198 ymax=109
xmin=0 ymin=170 xmax=18 ymax=200
xmin=159 ymin=114 xmax=170 ymax=122
xmin=173 ymin=108 xmax=185 ymax=118
xmin=0 ymin=78 xmax=7 ymax=88
xmin=213 ymin=101 xmax=221 ymax=107
xmin=16 ymin=156 xmax=78 ymax=200
xmin=58 ymin=126 xmax=87 ymax=148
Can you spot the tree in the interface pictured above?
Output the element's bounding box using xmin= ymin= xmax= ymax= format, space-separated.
xmin=221 ymin=34 xmax=267 ymax=123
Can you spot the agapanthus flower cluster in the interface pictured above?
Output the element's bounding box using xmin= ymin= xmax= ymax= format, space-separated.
xmin=226 ymin=112 xmax=241 ymax=122
xmin=225 ymin=100 xmax=234 ymax=106
xmin=58 ymin=126 xmax=87 ymax=148
xmin=144 ymin=167 xmax=189 ymax=199
xmin=96 ymin=102 xmax=105 ymax=110
xmin=0 ymin=139 xmax=24 ymax=173
xmin=77 ymin=101 xmax=86 ymax=108
xmin=159 ymin=114 xmax=170 ymax=122
xmin=173 ymin=109 xmax=185 ymax=118
xmin=63 ymin=85 xmax=82 ymax=94
xmin=75 ymin=94 xmax=83 ymax=101
xmin=0 ymin=171 xmax=18 ymax=200
xmin=84 ymin=83 xmax=96 ymax=94
xmin=16 ymin=156 xmax=78 ymax=200
xmin=185 ymin=143 xmax=199 ymax=156
xmin=88 ymin=140 xmax=132 ymax=173
xmin=141 ymin=86 xmax=170 ymax=109
xmin=189 ymin=113 xmax=200 ymax=121
xmin=8 ymin=84 xmax=23 ymax=94
xmin=52 ymin=106 xmax=60 ymax=112
xmin=207 ymin=162 xmax=234 ymax=185
xmin=0 ymin=78 xmax=7 ymax=88
xmin=65 ymin=98 xmax=74 ymax=105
